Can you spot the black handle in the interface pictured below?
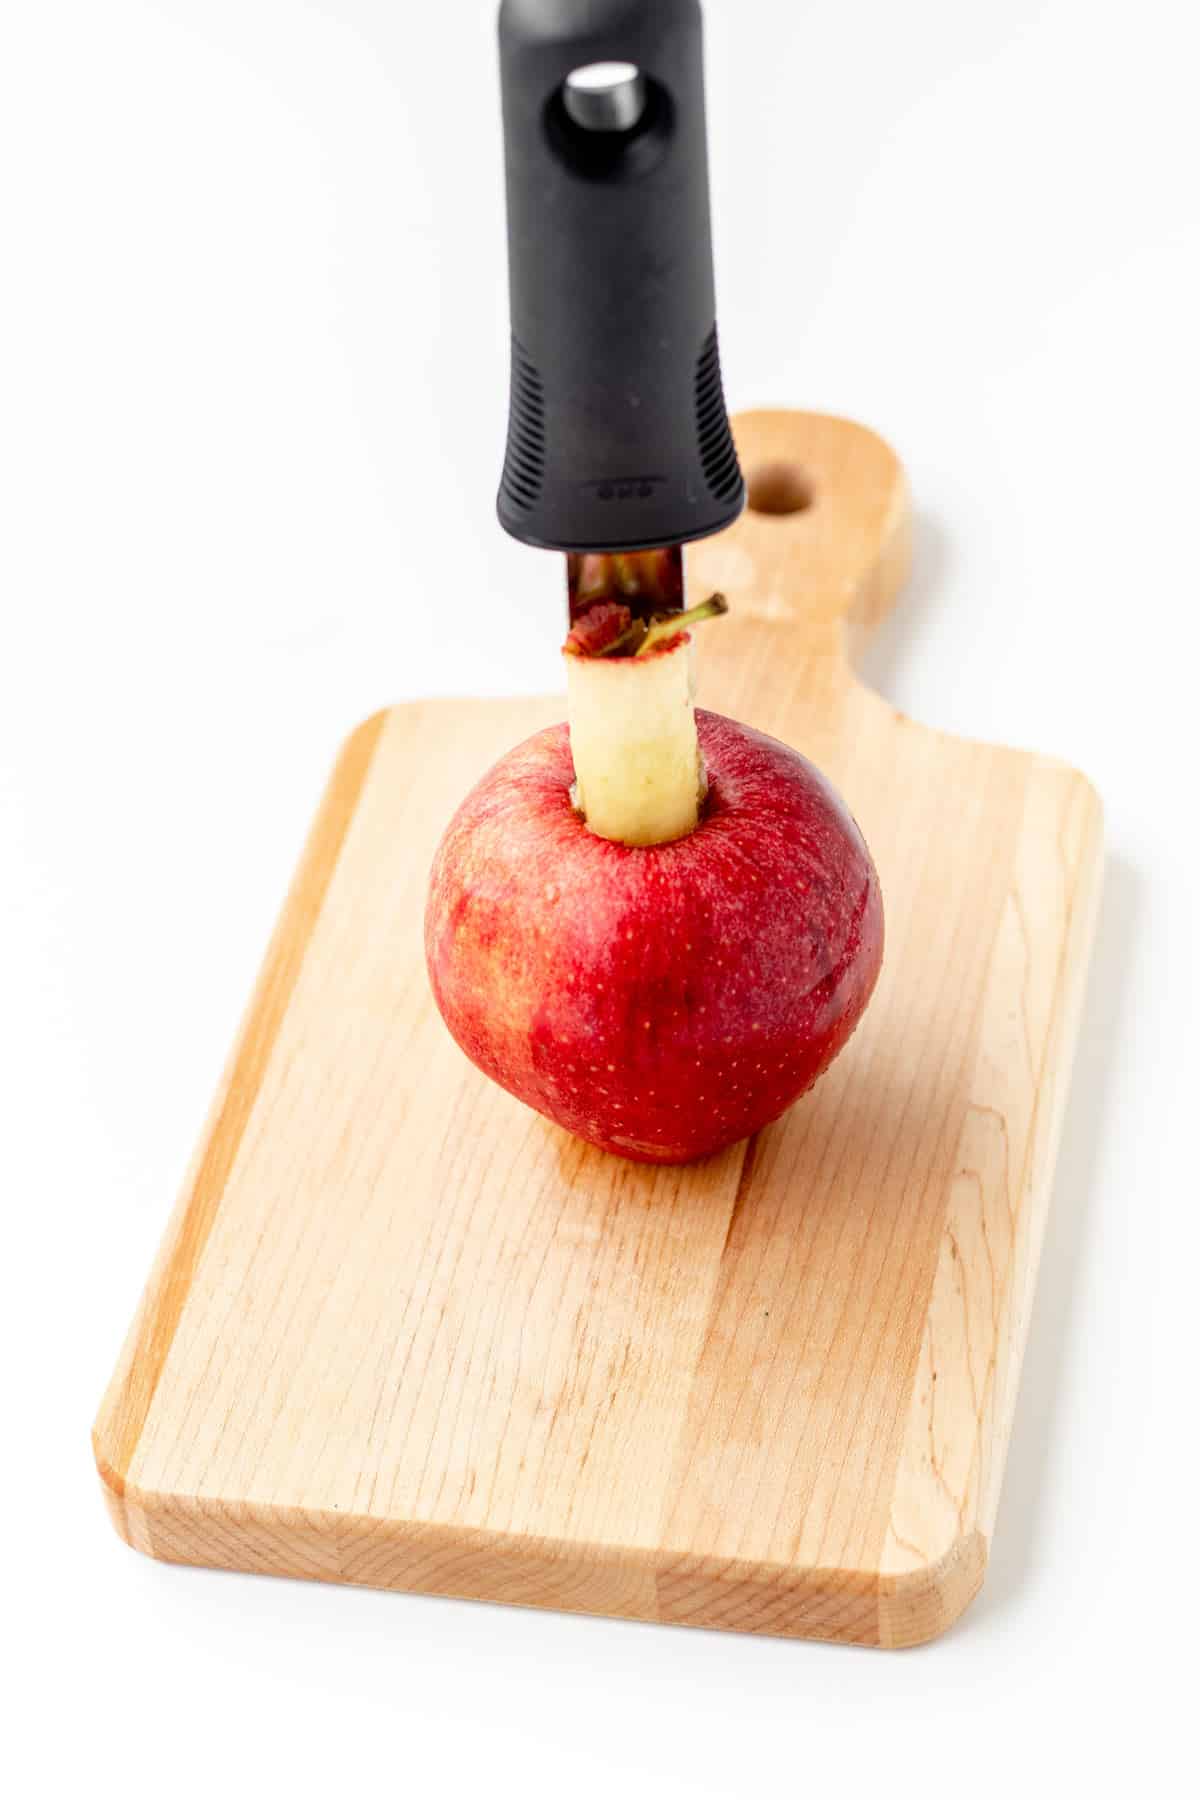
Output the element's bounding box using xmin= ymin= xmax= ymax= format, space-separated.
xmin=496 ymin=0 xmax=744 ymax=553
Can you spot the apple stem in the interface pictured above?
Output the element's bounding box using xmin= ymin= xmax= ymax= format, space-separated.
xmin=633 ymin=592 xmax=728 ymax=657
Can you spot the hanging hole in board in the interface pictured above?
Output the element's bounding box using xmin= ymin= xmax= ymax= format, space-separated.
xmin=746 ymin=461 xmax=816 ymax=516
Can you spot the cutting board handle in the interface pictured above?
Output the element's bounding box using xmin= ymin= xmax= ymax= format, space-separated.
xmin=689 ymin=410 xmax=912 ymax=676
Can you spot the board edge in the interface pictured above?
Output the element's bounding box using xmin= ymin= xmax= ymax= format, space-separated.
xmin=875 ymin=757 xmax=1104 ymax=1647
xmin=92 ymin=709 xmax=389 ymax=1516
xmin=85 ymin=1482 xmax=898 ymax=1646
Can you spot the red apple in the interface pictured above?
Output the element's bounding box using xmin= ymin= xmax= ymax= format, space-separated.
xmin=425 ymin=707 xmax=883 ymax=1164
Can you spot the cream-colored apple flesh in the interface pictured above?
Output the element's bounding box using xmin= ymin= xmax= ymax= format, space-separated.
xmin=565 ymin=637 xmax=702 ymax=847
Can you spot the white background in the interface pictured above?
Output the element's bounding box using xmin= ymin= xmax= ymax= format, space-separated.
xmin=2 ymin=1 xmax=1196 ymax=1792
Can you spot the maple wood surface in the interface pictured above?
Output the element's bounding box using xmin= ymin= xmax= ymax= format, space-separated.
xmin=94 ymin=411 xmax=1102 ymax=1647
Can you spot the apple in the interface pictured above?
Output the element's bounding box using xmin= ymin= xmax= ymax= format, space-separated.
xmin=425 ymin=624 xmax=883 ymax=1164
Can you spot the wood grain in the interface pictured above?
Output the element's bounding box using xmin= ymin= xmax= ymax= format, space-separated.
xmin=94 ymin=411 xmax=1102 ymax=1646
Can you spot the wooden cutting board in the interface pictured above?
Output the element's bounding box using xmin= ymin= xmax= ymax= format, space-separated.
xmin=94 ymin=411 xmax=1102 ymax=1648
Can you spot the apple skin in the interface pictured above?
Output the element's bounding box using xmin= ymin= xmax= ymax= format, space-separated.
xmin=425 ymin=709 xmax=883 ymax=1164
